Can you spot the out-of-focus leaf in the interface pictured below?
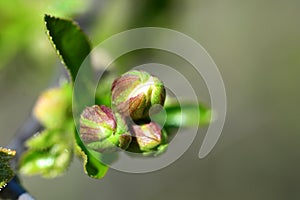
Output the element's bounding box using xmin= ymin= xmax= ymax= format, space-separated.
xmin=19 ymin=125 xmax=73 ymax=178
xmin=0 ymin=148 xmax=16 ymax=189
xmin=26 ymin=130 xmax=62 ymax=151
xmin=19 ymin=144 xmax=72 ymax=178
xmin=44 ymin=15 xmax=91 ymax=82
xmin=153 ymin=103 xmax=211 ymax=128
xmin=0 ymin=1 xmax=90 ymax=70
xmin=74 ymin=130 xmax=109 ymax=179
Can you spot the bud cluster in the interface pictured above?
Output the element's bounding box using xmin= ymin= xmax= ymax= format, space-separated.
xmin=80 ymin=70 xmax=168 ymax=155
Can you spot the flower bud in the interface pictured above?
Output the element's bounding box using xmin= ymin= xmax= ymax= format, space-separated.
xmin=33 ymin=84 xmax=71 ymax=128
xmin=132 ymin=121 xmax=165 ymax=151
xmin=80 ymin=105 xmax=132 ymax=153
xmin=111 ymin=70 xmax=166 ymax=121
xmin=80 ymin=105 xmax=116 ymax=145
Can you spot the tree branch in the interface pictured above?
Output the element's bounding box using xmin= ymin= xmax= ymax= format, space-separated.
xmin=7 ymin=115 xmax=43 ymax=170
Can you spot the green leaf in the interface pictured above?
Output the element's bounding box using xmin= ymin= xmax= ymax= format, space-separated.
xmin=44 ymin=14 xmax=91 ymax=82
xmin=153 ymin=103 xmax=211 ymax=128
xmin=0 ymin=148 xmax=16 ymax=189
xmin=19 ymin=144 xmax=72 ymax=178
xmin=26 ymin=129 xmax=63 ymax=150
xmin=74 ymin=130 xmax=109 ymax=179
xmin=19 ymin=126 xmax=73 ymax=178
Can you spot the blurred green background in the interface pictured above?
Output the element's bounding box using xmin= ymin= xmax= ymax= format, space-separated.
xmin=1 ymin=0 xmax=300 ymax=199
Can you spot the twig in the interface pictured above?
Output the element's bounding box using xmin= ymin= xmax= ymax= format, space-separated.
xmin=7 ymin=115 xmax=43 ymax=169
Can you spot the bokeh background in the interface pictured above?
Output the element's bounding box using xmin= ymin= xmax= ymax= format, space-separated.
xmin=1 ymin=0 xmax=300 ymax=199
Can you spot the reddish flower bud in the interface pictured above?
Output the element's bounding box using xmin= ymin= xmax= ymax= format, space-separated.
xmin=80 ymin=105 xmax=116 ymax=145
xmin=132 ymin=122 xmax=163 ymax=151
xmin=80 ymin=105 xmax=132 ymax=153
xmin=111 ymin=70 xmax=166 ymax=121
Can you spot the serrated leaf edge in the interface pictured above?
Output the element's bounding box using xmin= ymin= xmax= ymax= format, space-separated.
xmin=44 ymin=14 xmax=92 ymax=82
xmin=0 ymin=147 xmax=16 ymax=190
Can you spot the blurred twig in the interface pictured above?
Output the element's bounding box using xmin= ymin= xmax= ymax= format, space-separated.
xmin=6 ymin=115 xmax=43 ymax=170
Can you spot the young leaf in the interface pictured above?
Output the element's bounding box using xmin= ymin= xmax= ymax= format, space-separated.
xmin=44 ymin=14 xmax=91 ymax=82
xmin=19 ymin=126 xmax=74 ymax=178
xmin=19 ymin=143 xmax=72 ymax=178
xmin=0 ymin=148 xmax=16 ymax=189
xmin=26 ymin=129 xmax=64 ymax=151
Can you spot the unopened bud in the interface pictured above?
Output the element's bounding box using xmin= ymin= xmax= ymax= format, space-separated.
xmin=111 ymin=70 xmax=165 ymax=121
xmin=132 ymin=122 xmax=164 ymax=151
xmin=33 ymin=84 xmax=71 ymax=128
xmin=80 ymin=105 xmax=116 ymax=145
xmin=80 ymin=105 xmax=132 ymax=153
